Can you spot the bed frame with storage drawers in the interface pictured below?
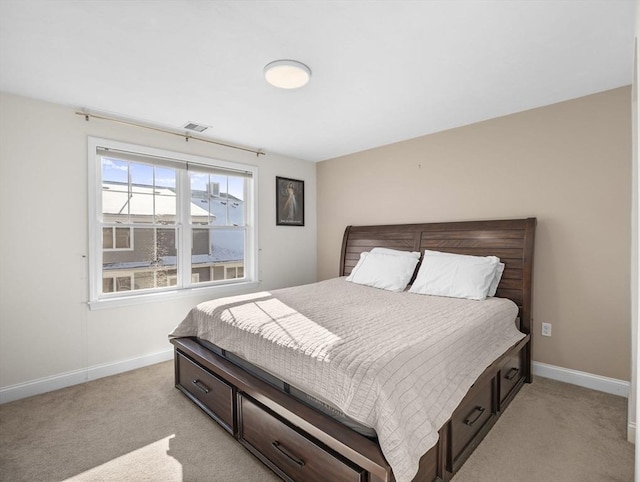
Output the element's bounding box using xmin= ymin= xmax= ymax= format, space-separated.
xmin=170 ymin=217 xmax=536 ymax=482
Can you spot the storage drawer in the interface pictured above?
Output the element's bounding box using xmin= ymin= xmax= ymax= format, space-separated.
xmin=449 ymin=378 xmax=495 ymax=471
xmin=500 ymin=347 xmax=524 ymax=406
xmin=239 ymin=395 xmax=365 ymax=482
xmin=176 ymin=352 xmax=235 ymax=434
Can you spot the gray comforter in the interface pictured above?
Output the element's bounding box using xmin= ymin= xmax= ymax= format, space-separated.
xmin=170 ymin=277 xmax=524 ymax=482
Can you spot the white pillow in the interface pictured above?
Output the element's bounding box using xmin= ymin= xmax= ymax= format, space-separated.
xmin=409 ymin=250 xmax=500 ymax=300
xmin=371 ymin=247 xmax=421 ymax=259
xmin=345 ymin=251 xmax=419 ymax=292
xmin=487 ymin=262 xmax=505 ymax=297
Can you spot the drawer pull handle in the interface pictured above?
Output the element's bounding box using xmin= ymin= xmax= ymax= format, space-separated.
xmin=505 ymin=367 xmax=520 ymax=381
xmin=272 ymin=441 xmax=305 ymax=468
xmin=464 ymin=406 xmax=486 ymax=427
xmin=191 ymin=379 xmax=210 ymax=394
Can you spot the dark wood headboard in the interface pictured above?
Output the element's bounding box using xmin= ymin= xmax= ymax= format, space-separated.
xmin=339 ymin=218 xmax=536 ymax=337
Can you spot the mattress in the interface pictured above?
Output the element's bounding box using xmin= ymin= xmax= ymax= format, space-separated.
xmin=170 ymin=277 xmax=524 ymax=482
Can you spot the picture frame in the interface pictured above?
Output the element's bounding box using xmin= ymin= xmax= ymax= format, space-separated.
xmin=276 ymin=176 xmax=304 ymax=226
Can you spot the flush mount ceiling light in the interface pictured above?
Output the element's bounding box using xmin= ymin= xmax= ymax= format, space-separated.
xmin=264 ymin=60 xmax=311 ymax=89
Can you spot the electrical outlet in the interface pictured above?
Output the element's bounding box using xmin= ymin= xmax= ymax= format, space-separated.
xmin=541 ymin=322 xmax=552 ymax=337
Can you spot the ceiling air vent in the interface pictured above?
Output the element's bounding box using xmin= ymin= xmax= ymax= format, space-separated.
xmin=183 ymin=122 xmax=209 ymax=133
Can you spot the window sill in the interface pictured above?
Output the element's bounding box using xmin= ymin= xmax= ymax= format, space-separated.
xmin=88 ymin=280 xmax=261 ymax=311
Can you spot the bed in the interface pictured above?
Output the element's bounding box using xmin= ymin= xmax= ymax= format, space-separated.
xmin=169 ymin=217 xmax=536 ymax=482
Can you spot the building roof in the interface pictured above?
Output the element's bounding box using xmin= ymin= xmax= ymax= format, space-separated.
xmin=102 ymin=183 xmax=210 ymax=220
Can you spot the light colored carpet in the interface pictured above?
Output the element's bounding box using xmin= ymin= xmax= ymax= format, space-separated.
xmin=0 ymin=361 xmax=276 ymax=482
xmin=0 ymin=361 xmax=633 ymax=482
xmin=453 ymin=376 xmax=633 ymax=482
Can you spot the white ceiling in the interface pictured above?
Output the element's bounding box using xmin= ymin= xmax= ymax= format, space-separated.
xmin=0 ymin=1 xmax=635 ymax=162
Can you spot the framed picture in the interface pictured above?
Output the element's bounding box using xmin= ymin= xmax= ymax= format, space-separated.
xmin=276 ymin=176 xmax=304 ymax=226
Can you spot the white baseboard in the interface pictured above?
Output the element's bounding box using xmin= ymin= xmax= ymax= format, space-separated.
xmin=532 ymin=361 xmax=629 ymax=398
xmin=0 ymin=354 xmax=631 ymax=405
xmin=0 ymin=348 xmax=174 ymax=404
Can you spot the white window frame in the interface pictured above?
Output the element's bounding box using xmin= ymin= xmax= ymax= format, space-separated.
xmin=88 ymin=137 xmax=259 ymax=310
xmin=102 ymin=226 xmax=134 ymax=252
xmin=102 ymin=271 xmax=134 ymax=293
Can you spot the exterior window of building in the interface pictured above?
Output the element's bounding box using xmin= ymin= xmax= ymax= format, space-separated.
xmin=103 ymin=227 xmax=133 ymax=251
xmin=88 ymin=138 xmax=257 ymax=306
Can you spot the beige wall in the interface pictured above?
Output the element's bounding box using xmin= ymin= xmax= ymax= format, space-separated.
xmin=0 ymin=92 xmax=317 ymax=393
xmin=631 ymin=0 xmax=639 ymax=446
xmin=318 ymin=87 xmax=631 ymax=381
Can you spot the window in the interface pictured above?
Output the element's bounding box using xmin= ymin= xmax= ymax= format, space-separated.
xmin=88 ymin=137 xmax=257 ymax=307
xmin=103 ymin=227 xmax=133 ymax=251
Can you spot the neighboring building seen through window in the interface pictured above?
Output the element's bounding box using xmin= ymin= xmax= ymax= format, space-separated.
xmin=89 ymin=138 xmax=256 ymax=304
